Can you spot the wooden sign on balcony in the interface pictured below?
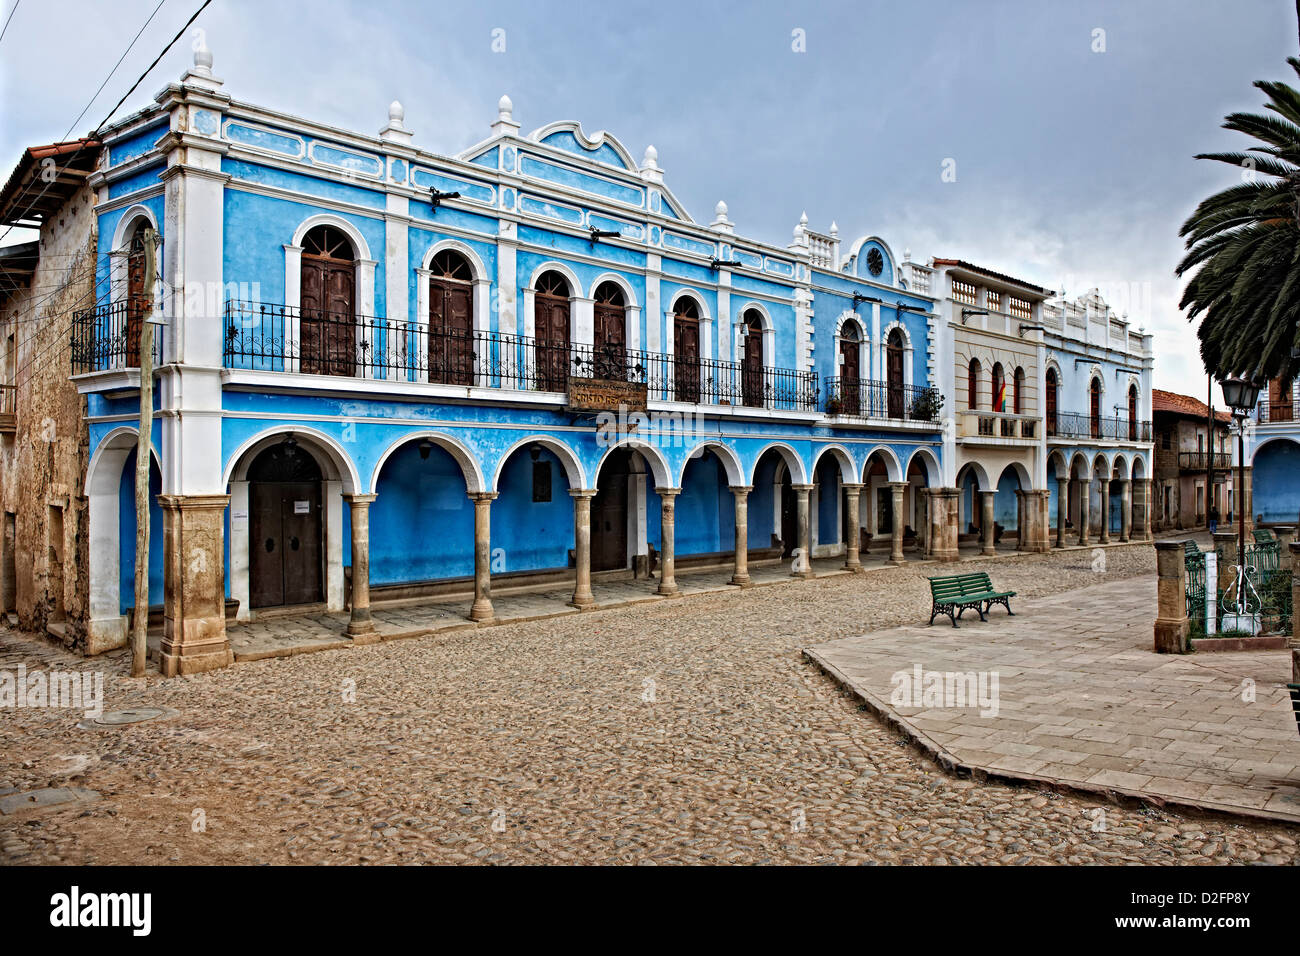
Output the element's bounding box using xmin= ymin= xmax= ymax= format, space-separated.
xmin=566 ymin=377 xmax=648 ymax=414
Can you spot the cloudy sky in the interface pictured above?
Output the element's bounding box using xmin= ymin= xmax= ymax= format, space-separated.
xmin=1 ymin=0 xmax=1294 ymax=400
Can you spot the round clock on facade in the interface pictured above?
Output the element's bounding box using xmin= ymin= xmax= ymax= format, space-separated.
xmin=866 ymin=248 xmax=884 ymax=277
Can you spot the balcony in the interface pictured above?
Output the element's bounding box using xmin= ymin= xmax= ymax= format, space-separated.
xmin=1178 ymin=451 xmax=1232 ymax=471
xmin=822 ymin=377 xmax=941 ymax=424
xmin=0 ymin=384 xmax=13 ymax=433
xmin=958 ymin=411 xmax=1037 ymax=440
xmin=1256 ymin=400 xmax=1300 ymax=424
xmin=70 ymin=301 xmax=164 ymax=375
xmin=1047 ymin=411 xmax=1151 ymax=442
xmin=221 ymin=300 xmax=821 ymax=412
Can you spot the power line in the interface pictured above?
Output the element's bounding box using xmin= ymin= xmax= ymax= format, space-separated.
xmin=65 ymin=0 xmax=169 ymax=140
xmin=0 ymin=0 xmax=20 ymax=48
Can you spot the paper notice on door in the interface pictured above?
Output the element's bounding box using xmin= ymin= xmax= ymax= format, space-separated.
xmin=294 ymin=500 xmax=310 ymax=514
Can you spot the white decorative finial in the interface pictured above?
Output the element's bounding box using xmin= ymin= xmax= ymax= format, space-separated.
xmin=829 ymin=221 xmax=838 ymax=237
xmin=639 ymin=144 xmax=663 ymax=184
xmin=711 ymin=200 xmax=734 ymax=234
xmin=799 ymin=210 xmax=809 ymax=226
xmin=181 ymin=29 xmax=223 ymax=89
xmin=491 ymin=94 xmax=520 ymax=136
xmin=380 ymin=98 xmax=413 ymax=144
xmin=903 ymin=248 xmax=911 ymax=261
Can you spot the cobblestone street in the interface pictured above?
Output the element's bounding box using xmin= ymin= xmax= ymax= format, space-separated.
xmin=2 ymin=543 xmax=1298 ymax=865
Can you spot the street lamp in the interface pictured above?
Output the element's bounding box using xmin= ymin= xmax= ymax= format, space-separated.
xmin=1220 ymin=376 xmax=1261 ymax=621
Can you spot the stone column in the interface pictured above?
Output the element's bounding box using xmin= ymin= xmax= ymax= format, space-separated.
xmin=1275 ymin=526 xmax=1296 ymax=573
xmin=1016 ymin=490 xmax=1028 ymax=551
xmin=917 ymin=489 xmax=929 ymax=554
xmin=792 ymin=483 xmax=813 ymax=577
xmin=1290 ymin=542 xmax=1300 ymax=681
xmin=657 ymin=487 xmax=681 ymax=595
xmin=1033 ymin=489 xmax=1052 ymax=552
xmin=888 ymin=482 xmax=907 ymax=565
xmin=927 ymin=488 xmax=960 ymax=561
xmin=1098 ymin=478 xmax=1111 ymax=544
xmin=158 ymin=494 xmax=233 ymax=676
xmin=841 ymin=483 xmax=863 ymax=572
xmin=1056 ymin=477 xmax=1069 ymax=548
xmin=1153 ymin=540 xmax=1189 ymax=653
xmin=1143 ymin=479 xmax=1154 ymax=540
xmin=1119 ymin=479 xmax=1132 ymax=543
xmin=569 ymin=490 xmax=596 ymax=608
xmin=1213 ymin=530 xmax=1237 ymax=599
xmin=979 ymin=491 xmax=996 ymax=556
xmin=1077 ymin=478 xmax=1090 ymax=547
xmin=729 ymin=485 xmax=753 ymax=586
xmin=344 ymin=493 xmax=379 ymax=641
xmin=468 ymin=492 xmax=497 ymax=623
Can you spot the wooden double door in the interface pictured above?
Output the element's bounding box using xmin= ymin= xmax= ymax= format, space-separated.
xmin=839 ymin=338 xmax=861 ymax=414
xmin=300 ymin=255 xmax=357 ymax=377
xmin=428 ymin=276 xmax=474 ymax=385
xmin=251 ymin=481 xmax=323 ymax=608
xmin=592 ymin=449 xmax=630 ymax=572
xmin=741 ymin=327 xmax=764 ymax=408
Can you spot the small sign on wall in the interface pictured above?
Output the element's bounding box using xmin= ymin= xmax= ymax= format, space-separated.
xmin=294 ymin=500 xmax=310 ymax=514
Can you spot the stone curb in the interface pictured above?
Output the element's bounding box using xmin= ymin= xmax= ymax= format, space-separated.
xmin=803 ymin=646 xmax=1300 ymax=829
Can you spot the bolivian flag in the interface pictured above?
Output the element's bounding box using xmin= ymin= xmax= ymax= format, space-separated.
xmin=995 ymin=379 xmax=1007 ymax=412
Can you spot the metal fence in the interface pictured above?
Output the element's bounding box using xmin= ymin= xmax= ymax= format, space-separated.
xmin=1186 ymin=549 xmax=1207 ymax=638
xmin=822 ymin=378 xmax=941 ymax=422
xmin=1051 ymin=411 xmax=1152 ymax=442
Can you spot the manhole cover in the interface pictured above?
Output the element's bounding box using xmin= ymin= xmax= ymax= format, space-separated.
xmin=78 ymin=706 xmax=178 ymax=730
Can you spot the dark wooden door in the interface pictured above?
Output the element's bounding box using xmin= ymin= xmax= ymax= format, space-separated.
xmin=250 ymin=481 xmax=323 ymax=608
xmin=674 ymin=318 xmax=700 ymax=402
xmin=878 ymin=487 xmax=893 ymax=534
xmin=742 ymin=329 xmax=764 ymax=408
xmin=535 ymin=295 xmax=570 ymax=391
xmin=126 ymin=238 xmax=147 ymax=366
xmin=780 ymin=477 xmax=796 ymax=557
xmin=1046 ymin=373 xmax=1058 ymax=435
xmin=1090 ymin=381 xmax=1101 ymax=438
xmin=429 ymin=278 xmax=474 ymax=385
xmin=1270 ymin=378 xmax=1292 ymax=421
xmin=301 ymin=257 xmax=356 ymax=377
xmin=887 ymin=343 xmax=904 ymax=419
xmin=593 ymin=303 xmax=627 ymax=380
xmin=840 ymin=339 xmax=860 ymax=414
xmin=592 ymin=453 xmax=630 ymax=572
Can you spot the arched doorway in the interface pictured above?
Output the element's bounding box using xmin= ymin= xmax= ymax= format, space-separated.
xmin=673 ymin=297 xmax=701 ymax=402
xmin=1127 ymin=384 xmax=1139 ymax=440
xmin=300 ymin=224 xmax=357 ymax=377
xmin=592 ymin=281 xmax=627 ymax=380
xmin=839 ymin=321 xmax=862 ymax=414
xmin=427 ymin=249 xmax=474 ymax=385
xmin=1090 ymin=378 xmax=1102 ymax=438
xmin=124 ymin=219 xmax=150 ymax=367
xmin=248 ymin=440 xmax=324 ymax=608
xmin=967 ymin=358 xmax=981 ymax=410
xmin=886 ymin=328 xmax=905 ymax=418
xmin=534 ymin=271 xmax=571 ymax=391
xmin=1045 ymin=368 xmax=1058 ymax=435
xmin=592 ymin=447 xmax=633 ymax=572
xmin=741 ymin=309 xmax=764 ymax=408
xmin=1252 ymin=439 xmax=1300 ymax=523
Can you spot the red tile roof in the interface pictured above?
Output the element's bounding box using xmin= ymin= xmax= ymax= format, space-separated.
xmin=1152 ymin=388 xmax=1230 ymax=423
xmin=0 ymin=139 xmax=101 ymax=228
xmin=931 ymin=258 xmax=1053 ymax=296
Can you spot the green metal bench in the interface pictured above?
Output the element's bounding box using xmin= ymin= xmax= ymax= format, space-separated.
xmin=927 ymin=572 xmax=1016 ymax=627
xmin=1289 ymin=684 xmax=1300 ymax=738
xmin=959 ymin=571 xmax=1016 ymax=619
xmin=1252 ymin=528 xmax=1276 ymax=544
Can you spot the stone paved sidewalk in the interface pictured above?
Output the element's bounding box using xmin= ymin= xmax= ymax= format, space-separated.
xmin=806 ymin=577 xmax=1300 ymax=824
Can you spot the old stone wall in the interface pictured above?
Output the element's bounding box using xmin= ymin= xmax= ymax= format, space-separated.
xmin=0 ymin=182 xmax=95 ymax=648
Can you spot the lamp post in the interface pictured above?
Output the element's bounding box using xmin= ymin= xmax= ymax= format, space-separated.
xmin=1219 ymin=376 xmax=1261 ymax=617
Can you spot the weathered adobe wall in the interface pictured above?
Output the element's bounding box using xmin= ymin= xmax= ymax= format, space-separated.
xmin=0 ymin=182 xmax=95 ymax=647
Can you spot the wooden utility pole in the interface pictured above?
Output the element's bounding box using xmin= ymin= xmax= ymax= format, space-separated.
xmin=1207 ymin=374 xmax=1214 ymax=526
xmin=131 ymin=227 xmax=158 ymax=678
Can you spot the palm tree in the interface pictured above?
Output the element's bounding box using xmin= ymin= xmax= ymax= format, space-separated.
xmin=1177 ymin=57 xmax=1300 ymax=382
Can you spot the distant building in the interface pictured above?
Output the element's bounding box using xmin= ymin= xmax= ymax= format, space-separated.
xmin=1248 ymin=376 xmax=1300 ymax=526
xmin=1151 ymin=389 xmax=1231 ymax=531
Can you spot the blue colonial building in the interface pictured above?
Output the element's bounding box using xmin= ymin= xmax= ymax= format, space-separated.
xmin=63 ymin=42 xmax=950 ymax=673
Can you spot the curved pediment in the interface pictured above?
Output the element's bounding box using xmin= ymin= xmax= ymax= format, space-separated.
xmin=527 ymin=121 xmax=638 ymax=171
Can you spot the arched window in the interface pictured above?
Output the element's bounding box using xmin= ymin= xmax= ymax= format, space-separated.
xmin=534 ymin=271 xmax=571 ymax=391
xmin=1128 ymin=384 xmax=1138 ymax=440
xmin=672 ymin=297 xmax=701 ymax=403
xmin=592 ymin=281 xmax=627 ymax=381
xmin=1090 ymin=377 xmax=1102 ymax=438
xmin=1045 ymin=367 xmax=1058 ymax=435
xmin=991 ymin=363 xmax=1005 ymax=413
xmin=1013 ymin=367 xmax=1025 ymax=414
xmin=839 ymin=321 xmax=862 ymax=414
xmin=886 ymin=328 xmax=905 ymax=418
xmin=741 ymin=308 xmax=765 ymax=408
xmin=427 ymin=249 xmax=474 ymax=386
xmin=968 ymin=358 xmax=981 ymax=409
xmin=300 ymin=224 xmax=357 ymax=377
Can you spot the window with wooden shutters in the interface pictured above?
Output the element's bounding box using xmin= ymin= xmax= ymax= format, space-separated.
xmin=839 ymin=321 xmax=861 ymax=414
xmin=428 ymin=250 xmax=474 ymax=386
xmin=592 ymin=281 xmax=627 ymax=381
xmin=1045 ymin=368 xmax=1058 ymax=435
xmin=886 ymin=328 xmax=905 ymax=419
xmin=300 ymin=225 xmax=357 ymax=377
xmin=534 ymin=271 xmax=571 ymax=391
xmin=968 ymin=358 xmax=981 ymax=409
xmin=1013 ymin=367 xmax=1024 ymax=414
xmin=1128 ymin=385 xmax=1138 ymax=439
xmin=1090 ymin=378 xmax=1102 ymax=438
xmin=124 ymin=221 xmax=150 ymax=367
xmin=741 ymin=309 xmax=764 ymax=408
xmin=673 ymin=297 xmax=700 ymax=403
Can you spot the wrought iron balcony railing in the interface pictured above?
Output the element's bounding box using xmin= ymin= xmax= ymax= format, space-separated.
xmin=1178 ymin=451 xmax=1232 ymax=471
xmin=1047 ymin=410 xmax=1151 ymax=442
xmin=220 ymin=300 xmax=820 ymax=412
xmin=822 ymin=377 xmax=941 ymax=423
xmin=70 ymin=300 xmax=164 ymax=374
